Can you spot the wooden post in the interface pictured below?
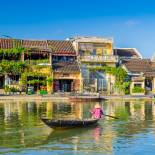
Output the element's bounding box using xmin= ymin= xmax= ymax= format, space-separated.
xmin=49 ymin=53 xmax=52 ymax=65
xmin=21 ymin=53 xmax=24 ymax=62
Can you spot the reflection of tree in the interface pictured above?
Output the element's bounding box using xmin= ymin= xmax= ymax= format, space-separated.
xmin=0 ymin=101 xmax=51 ymax=151
xmin=115 ymin=100 xmax=154 ymax=138
xmin=1 ymin=100 xmax=155 ymax=154
xmin=115 ymin=106 xmax=129 ymax=120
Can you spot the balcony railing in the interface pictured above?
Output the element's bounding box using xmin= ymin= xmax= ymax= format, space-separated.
xmin=80 ymin=55 xmax=118 ymax=63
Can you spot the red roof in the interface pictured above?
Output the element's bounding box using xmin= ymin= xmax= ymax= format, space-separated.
xmin=123 ymin=59 xmax=155 ymax=77
xmin=53 ymin=61 xmax=80 ymax=73
xmin=0 ymin=38 xmax=76 ymax=55
xmin=0 ymin=38 xmax=13 ymax=49
xmin=47 ymin=40 xmax=76 ymax=55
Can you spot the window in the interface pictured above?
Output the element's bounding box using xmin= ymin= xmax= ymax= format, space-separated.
xmin=96 ymin=48 xmax=103 ymax=56
xmin=92 ymin=49 xmax=96 ymax=56
xmin=104 ymin=49 xmax=107 ymax=55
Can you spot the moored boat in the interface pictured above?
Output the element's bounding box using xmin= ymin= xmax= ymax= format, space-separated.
xmin=41 ymin=118 xmax=99 ymax=128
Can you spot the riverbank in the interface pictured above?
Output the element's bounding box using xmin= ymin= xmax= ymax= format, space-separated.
xmin=0 ymin=94 xmax=153 ymax=101
xmin=0 ymin=94 xmax=69 ymax=101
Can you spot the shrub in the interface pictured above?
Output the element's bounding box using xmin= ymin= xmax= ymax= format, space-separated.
xmin=4 ymin=86 xmax=10 ymax=93
xmin=10 ymin=87 xmax=19 ymax=92
xmin=132 ymin=86 xmax=145 ymax=93
xmin=125 ymin=89 xmax=130 ymax=95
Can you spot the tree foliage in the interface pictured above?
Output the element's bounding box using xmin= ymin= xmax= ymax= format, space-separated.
xmin=0 ymin=47 xmax=26 ymax=59
xmin=90 ymin=66 xmax=130 ymax=94
xmin=0 ymin=60 xmax=28 ymax=75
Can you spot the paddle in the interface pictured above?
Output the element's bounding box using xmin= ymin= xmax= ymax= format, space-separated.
xmin=102 ymin=114 xmax=119 ymax=119
xmin=90 ymin=110 xmax=119 ymax=119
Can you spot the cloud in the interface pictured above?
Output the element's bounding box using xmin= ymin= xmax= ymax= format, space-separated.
xmin=124 ymin=20 xmax=139 ymax=27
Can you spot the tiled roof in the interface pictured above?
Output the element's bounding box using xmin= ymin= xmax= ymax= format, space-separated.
xmin=0 ymin=38 xmax=76 ymax=55
xmin=53 ymin=61 xmax=80 ymax=73
xmin=22 ymin=40 xmax=50 ymax=51
xmin=123 ymin=59 xmax=151 ymax=73
xmin=114 ymin=48 xmax=142 ymax=59
xmin=23 ymin=40 xmax=47 ymax=48
xmin=122 ymin=59 xmax=155 ymax=77
xmin=144 ymin=71 xmax=155 ymax=77
xmin=0 ymin=38 xmax=22 ymax=49
xmin=47 ymin=40 xmax=76 ymax=55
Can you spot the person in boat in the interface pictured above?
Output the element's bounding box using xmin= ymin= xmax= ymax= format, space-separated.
xmin=91 ymin=103 xmax=104 ymax=119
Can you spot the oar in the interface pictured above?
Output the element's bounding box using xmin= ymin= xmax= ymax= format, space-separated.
xmin=103 ymin=114 xmax=119 ymax=119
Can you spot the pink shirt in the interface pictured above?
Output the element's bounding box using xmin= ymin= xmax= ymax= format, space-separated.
xmin=91 ymin=108 xmax=104 ymax=119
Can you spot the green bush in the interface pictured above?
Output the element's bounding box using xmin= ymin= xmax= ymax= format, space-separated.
xmin=4 ymin=86 xmax=19 ymax=93
xmin=132 ymin=86 xmax=145 ymax=93
xmin=4 ymin=86 xmax=10 ymax=93
xmin=10 ymin=87 xmax=19 ymax=92
xmin=40 ymin=90 xmax=48 ymax=95
xmin=46 ymin=77 xmax=53 ymax=85
xmin=125 ymin=89 xmax=130 ymax=95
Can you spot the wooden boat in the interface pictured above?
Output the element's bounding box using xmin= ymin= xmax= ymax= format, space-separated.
xmin=41 ymin=118 xmax=99 ymax=128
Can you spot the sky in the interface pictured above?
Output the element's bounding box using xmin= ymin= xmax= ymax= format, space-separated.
xmin=0 ymin=0 xmax=155 ymax=58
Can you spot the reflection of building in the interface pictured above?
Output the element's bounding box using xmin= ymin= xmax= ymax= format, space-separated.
xmin=128 ymin=100 xmax=145 ymax=120
xmin=49 ymin=102 xmax=84 ymax=119
xmin=71 ymin=36 xmax=118 ymax=93
xmin=2 ymin=100 xmax=155 ymax=154
xmin=0 ymin=101 xmax=51 ymax=149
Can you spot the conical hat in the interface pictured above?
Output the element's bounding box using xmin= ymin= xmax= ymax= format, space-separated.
xmin=95 ymin=103 xmax=101 ymax=108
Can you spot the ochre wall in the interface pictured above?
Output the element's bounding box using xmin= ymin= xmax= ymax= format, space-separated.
xmin=53 ymin=72 xmax=82 ymax=92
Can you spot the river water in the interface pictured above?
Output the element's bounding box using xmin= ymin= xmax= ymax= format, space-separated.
xmin=0 ymin=99 xmax=155 ymax=155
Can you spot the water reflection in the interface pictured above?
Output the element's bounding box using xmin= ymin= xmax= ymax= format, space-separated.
xmin=92 ymin=126 xmax=103 ymax=143
xmin=0 ymin=100 xmax=155 ymax=154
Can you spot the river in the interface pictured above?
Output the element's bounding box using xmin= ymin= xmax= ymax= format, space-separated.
xmin=0 ymin=99 xmax=155 ymax=155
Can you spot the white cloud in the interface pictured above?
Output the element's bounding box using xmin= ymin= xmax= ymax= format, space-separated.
xmin=124 ymin=20 xmax=139 ymax=27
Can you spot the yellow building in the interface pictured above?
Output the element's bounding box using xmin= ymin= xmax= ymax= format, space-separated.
xmin=122 ymin=59 xmax=155 ymax=95
xmin=47 ymin=40 xmax=82 ymax=93
xmin=71 ymin=36 xmax=118 ymax=93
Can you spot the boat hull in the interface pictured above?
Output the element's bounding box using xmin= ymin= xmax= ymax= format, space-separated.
xmin=41 ymin=118 xmax=99 ymax=128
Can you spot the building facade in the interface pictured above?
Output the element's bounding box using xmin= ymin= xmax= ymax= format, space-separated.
xmin=1 ymin=36 xmax=155 ymax=96
xmin=0 ymin=38 xmax=82 ymax=94
xmin=47 ymin=40 xmax=82 ymax=93
xmin=122 ymin=59 xmax=155 ymax=95
xmin=71 ymin=36 xmax=118 ymax=93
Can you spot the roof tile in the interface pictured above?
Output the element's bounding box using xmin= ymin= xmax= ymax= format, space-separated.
xmin=53 ymin=61 xmax=80 ymax=73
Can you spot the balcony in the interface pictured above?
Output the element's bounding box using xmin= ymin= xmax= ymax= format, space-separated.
xmin=80 ymin=55 xmax=118 ymax=63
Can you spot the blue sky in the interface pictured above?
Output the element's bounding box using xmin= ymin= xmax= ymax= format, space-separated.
xmin=0 ymin=0 xmax=155 ymax=58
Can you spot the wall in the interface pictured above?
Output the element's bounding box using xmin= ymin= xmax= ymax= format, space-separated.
xmin=53 ymin=72 xmax=82 ymax=92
